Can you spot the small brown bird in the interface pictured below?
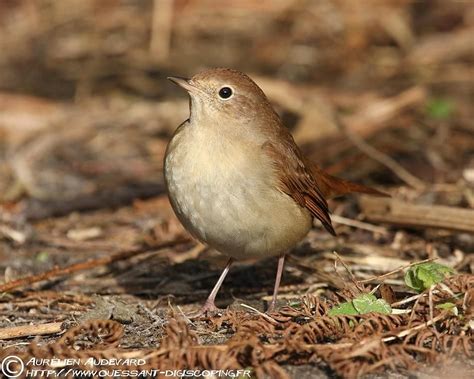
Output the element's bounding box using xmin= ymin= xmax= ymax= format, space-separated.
xmin=165 ymin=68 xmax=384 ymax=316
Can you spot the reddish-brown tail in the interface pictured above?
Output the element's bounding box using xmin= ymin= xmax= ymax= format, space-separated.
xmin=310 ymin=164 xmax=389 ymax=199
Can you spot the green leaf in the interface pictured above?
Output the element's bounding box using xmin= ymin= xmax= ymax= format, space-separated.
xmin=404 ymin=262 xmax=454 ymax=292
xmin=436 ymin=302 xmax=458 ymax=316
xmin=426 ymin=98 xmax=454 ymax=119
xmin=328 ymin=301 xmax=359 ymax=316
xmin=328 ymin=293 xmax=391 ymax=316
xmin=353 ymin=293 xmax=392 ymax=314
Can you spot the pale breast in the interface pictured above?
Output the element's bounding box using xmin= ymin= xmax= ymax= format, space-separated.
xmin=164 ymin=122 xmax=312 ymax=259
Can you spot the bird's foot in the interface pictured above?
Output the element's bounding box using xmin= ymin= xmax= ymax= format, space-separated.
xmin=266 ymin=301 xmax=277 ymax=314
xmin=187 ymin=300 xmax=224 ymax=319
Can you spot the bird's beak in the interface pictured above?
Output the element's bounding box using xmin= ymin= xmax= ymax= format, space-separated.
xmin=167 ymin=76 xmax=196 ymax=92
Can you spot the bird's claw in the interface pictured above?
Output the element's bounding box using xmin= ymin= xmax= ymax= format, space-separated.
xmin=187 ymin=301 xmax=224 ymax=319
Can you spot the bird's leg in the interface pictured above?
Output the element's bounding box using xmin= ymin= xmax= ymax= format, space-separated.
xmin=188 ymin=257 xmax=233 ymax=318
xmin=267 ymin=254 xmax=285 ymax=313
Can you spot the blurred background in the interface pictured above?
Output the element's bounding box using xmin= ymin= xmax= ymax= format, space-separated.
xmin=0 ymin=0 xmax=473 ymax=299
xmin=0 ymin=0 xmax=473 ymax=210
xmin=0 ymin=2 xmax=474 ymax=371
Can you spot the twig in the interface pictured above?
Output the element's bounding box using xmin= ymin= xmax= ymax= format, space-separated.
xmin=0 ymin=322 xmax=63 ymax=340
xmin=176 ymin=305 xmax=193 ymax=325
xmin=382 ymin=312 xmax=447 ymax=342
xmin=408 ymin=291 xmax=426 ymax=328
xmin=333 ymin=251 xmax=365 ymax=292
xmin=239 ymin=303 xmax=277 ymax=324
xmin=0 ymin=238 xmax=189 ymax=293
xmin=359 ymin=258 xmax=437 ymax=284
xmin=428 ymin=284 xmax=438 ymax=334
xmin=391 ymin=291 xmax=441 ymax=307
xmin=330 ymin=214 xmax=388 ymax=235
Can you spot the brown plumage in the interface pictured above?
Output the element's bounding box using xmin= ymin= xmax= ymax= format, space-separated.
xmin=165 ymin=68 xmax=387 ymax=316
xmin=262 ymin=132 xmax=335 ymax=236
xmin=311 ymin=163 xmax=388 ymax=199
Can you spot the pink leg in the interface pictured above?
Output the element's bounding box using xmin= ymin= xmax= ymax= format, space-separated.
xmin=189 ymin=258 xmax=233 ymax=318
xmin=267 ymin=255 xmax=285 ymax=313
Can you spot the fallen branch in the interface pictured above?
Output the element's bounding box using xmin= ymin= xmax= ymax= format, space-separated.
xmin=0 ymin=322 xmax=63 ymax=340
xmin=0 ymin=238 xmax=190 ymax=293
xmin=359 ymin=196 xmax=474 ymax=233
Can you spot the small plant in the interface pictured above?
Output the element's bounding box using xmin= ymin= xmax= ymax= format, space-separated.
xmin=328 ymin=293 xmax=392 ymax=316
xmin=404 ymin=262 xmax=454 ymax=293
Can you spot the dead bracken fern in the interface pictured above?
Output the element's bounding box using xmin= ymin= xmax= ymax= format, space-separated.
xmin=57 ymin=319 xmax=124 ymax=349
xmin=1 ymin=274 xmax=472 ymax=379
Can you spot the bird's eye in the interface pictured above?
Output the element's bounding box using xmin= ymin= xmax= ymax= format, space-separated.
xmin=218 ymin=86 xmax=233 ymax=100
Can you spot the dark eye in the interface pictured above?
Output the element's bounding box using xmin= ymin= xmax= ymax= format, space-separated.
xmin=218 ymin=86 xmax=233 ymax=99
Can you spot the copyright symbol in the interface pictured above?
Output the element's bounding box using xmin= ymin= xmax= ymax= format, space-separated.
xmin=1 ymin=356 xmax=25 ymax=378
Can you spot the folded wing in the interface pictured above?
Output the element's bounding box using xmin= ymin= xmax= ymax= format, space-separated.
xmin=263 ymin=128 xmax=336 ymax=236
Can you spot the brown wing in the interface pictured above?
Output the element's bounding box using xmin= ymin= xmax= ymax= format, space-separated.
xmin=310 ymin=163 xmax=389 ymax=199
xmin=263 ymin=129 xmax=336 ymax=236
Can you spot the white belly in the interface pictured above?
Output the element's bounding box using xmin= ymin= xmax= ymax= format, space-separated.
xmin=164 ymin=123 xmax=312 ymax=259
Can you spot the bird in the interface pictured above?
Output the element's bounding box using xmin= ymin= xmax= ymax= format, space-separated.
xmin=164 ymin=68 xmax=385 ymax=317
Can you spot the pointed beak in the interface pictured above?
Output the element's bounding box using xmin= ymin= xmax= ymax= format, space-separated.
xmin=167 ymin=76 xmax=196 ymax=92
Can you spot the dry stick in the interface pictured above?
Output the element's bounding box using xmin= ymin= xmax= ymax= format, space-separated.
xmin=359 ymin=258 xmax=437 ymax=284
xmin=382 ymin=312 xmax=447 ymax=342
xmin=333 ymin=251 xmax=365 ymax=292
xmin=0 ymin=322 xmax=63 ymax=340
xmin=239 ymin=303 xmax=278 ymax=324
xmin=392 ymin=291 xmax=431 ymax=307
xmin=338 ymin=116 xmax=426 ymax=191
xmin=330 ymin=214 xmax=388 ymax=235
xmin=0 ymin=238 xmax=190 ymax=293
xmin=408 ymin=291 xmax=426 ymax=328
xmin=428 ymin=285 xmax=441 ymax=338
xmin=360 ymin=197 xmax=474 ymax=233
